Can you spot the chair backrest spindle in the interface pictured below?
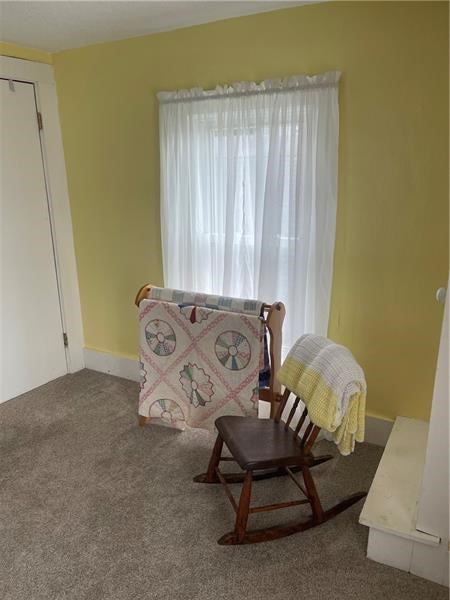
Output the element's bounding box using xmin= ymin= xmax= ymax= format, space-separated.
xmin=274 ymin=388 xmax=291 ymax=423
xmin=274 ymin=387 xmax=321 ymax=456
xmin=284 ymin=396 xmax=300 ymax=430
xmin=294 ymin=406 xmax=308 ymax=437
xmin=300 ymin=422 xmax=315 ymax=447
xmin=303 ymin=425 xmax=321 ymax=455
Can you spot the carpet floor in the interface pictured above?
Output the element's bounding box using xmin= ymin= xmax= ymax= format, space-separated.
xmin=0 ymin=369 xmax=447 ymax=600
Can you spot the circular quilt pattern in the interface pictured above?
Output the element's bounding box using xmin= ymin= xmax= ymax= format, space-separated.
xmin=215 ymin=330 xmax=251 ymax=371
xmin=149 ymin=398 xmax=185 ymax=428
xmin=145 ymin=319 xmax=176 ymax=356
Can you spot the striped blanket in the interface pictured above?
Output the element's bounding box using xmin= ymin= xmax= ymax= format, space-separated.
xmin=277 ymin=334 xmax=366 ymax=455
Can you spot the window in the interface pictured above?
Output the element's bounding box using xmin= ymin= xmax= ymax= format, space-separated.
xmin=158 ymin=73 xmax=339 ymax=353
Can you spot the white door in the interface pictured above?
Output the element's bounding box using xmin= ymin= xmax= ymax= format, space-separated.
xmin=1 ymin=78 xmax=67 ymax=402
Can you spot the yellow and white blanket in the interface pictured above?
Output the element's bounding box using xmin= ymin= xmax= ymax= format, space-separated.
xmin=277 ymin=334 xmax=366 ymax=455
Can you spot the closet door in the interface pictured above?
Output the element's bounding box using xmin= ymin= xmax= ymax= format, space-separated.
xmin=1 ymin=79 xmax=67 ymax=402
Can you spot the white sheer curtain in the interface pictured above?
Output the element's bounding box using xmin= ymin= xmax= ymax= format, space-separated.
xmin=158 ymin=72 xmax=340 ymax=354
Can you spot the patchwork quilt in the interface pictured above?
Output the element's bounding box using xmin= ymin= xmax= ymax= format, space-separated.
xmin=138 ymin=299 xmax=264 ymax=432
xmin=148 ymin=286 xmax=264 ymax=317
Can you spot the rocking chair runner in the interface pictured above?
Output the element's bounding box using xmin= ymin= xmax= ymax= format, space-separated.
xmin=193 ymin=387 xmax=367 ymax=545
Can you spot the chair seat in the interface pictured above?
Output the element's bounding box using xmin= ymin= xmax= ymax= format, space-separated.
xmin=215 ymin=415 xmax=306 ymax=471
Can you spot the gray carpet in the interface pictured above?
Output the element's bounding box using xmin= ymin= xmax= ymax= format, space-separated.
xmin=0 ymin=370 xmax=447 ymax=600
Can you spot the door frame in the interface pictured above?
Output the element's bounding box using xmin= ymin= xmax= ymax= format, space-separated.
xmin=1 ymin=56 xmax=84 ymax=374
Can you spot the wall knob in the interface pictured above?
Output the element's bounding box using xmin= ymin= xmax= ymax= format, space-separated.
xmin=436 ymin=287 xmax=447 ymax=304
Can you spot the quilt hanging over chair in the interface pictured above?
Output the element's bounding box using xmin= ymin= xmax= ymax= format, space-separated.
xmin=138 ymin=294 xmax=264 ymax=432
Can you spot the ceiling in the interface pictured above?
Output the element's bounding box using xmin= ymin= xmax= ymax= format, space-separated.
xmin=0 ymin=1 xmax=318 ymax=53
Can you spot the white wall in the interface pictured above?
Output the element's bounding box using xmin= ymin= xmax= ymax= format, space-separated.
xmin=414 ymin=283 xmax=449 ymax=585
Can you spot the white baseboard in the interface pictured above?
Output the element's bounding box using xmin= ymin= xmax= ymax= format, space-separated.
xmin=83 ymin=348 xmax=393 ymax=447
xmin=366 ymin=528 xmax=449 ymax=586
xmin=84 ymin=348 xmax=139 ymax=382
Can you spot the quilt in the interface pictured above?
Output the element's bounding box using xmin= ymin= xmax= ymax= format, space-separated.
xmin=138 ymin=299 xmax=264 ymax=432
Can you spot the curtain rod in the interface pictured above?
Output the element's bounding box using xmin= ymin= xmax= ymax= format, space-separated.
xmin=158 ymin=81 xmax=338 ymax=105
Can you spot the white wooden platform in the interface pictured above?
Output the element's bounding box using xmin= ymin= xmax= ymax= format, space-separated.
xmin=359 ymin=416 xmax=449 ymax=586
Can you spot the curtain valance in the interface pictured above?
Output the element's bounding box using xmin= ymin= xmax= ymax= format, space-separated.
xmin=157 ymin=71 xmax=340 ymax=104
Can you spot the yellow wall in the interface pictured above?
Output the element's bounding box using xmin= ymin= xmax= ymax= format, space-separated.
xmin=53 ymin=1 xmax=448 ymax=422
xmin=0 ymin=41 xmax=52 ymax=64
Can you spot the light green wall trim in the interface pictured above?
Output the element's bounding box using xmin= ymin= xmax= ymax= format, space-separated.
xmin=53 ymin=1 xmax=449 ymax=421
xmin=0 ymin=41 xmax=52 ymax=64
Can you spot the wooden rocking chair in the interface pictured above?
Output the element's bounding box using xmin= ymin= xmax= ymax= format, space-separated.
xmin=193 ymin=388 xmax=367 ymax=544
